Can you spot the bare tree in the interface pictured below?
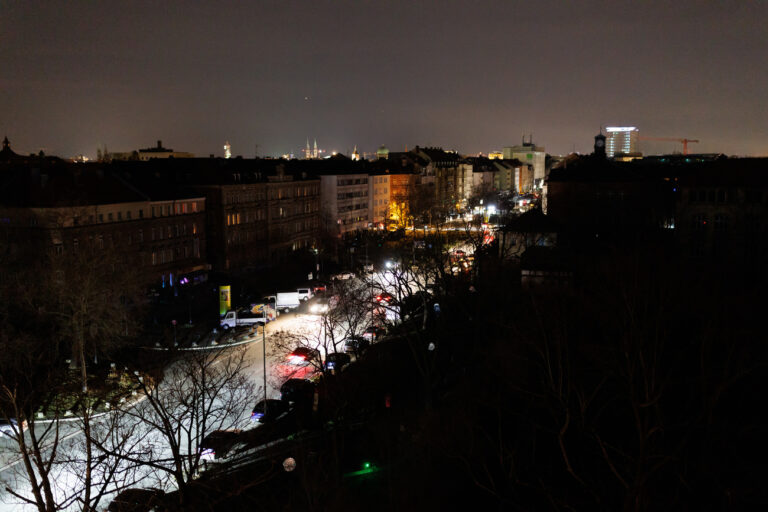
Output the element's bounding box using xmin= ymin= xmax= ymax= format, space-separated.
xmin=271 ymin=279 xmax=371 ymax=373
xmin=0 ymin=208 xmax=145 ymax=512
xmin=106 ymin=347 xmax=256 ymax=508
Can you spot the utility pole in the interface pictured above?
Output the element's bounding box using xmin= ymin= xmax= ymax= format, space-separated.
xmin=262 ymin=302 xmax=269 ymax=417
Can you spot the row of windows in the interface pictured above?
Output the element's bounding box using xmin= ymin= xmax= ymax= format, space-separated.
xmin=372 ymin=176 xmax=388 ymax=184
xmin=224 ymin=185 xmax=319 ymax=205
xmin=152 ymin=202 xmax=199 ymax=217
xmin=226 ymin=202 xmax=318 ymax=225
xmin=338 ymin=177 xmax=368 ymax=186
xmin=339 ymin=203 xmax=368 ymax=212
xmin=689 ymin=189 xmax=730 ymax=204
xmin=337 ymin=191 xmax=368 ymax=200
xmin=688 ymin=188 xmax=768 ymax=205
xmin=151 ymin=223 xmax=198 ymax=240
xmin=59 ymin=223 xmax=198 ymax=251
xmin=151 ymin=239 xmax=201 ymax=265
xmin=82 ymin=209 xmax=144 ymax=225
xmin=54 ymin=235 xmax=200 ymax=258
xmin=226 ymin=220 xmax=318 ymax=246
xmin=691 ymin=214 xmax=730 ymax=232
xmin=75 ymin=202 xmax=200 ymax=226
xmin=340 ymin=215 xmax=368 ymax=225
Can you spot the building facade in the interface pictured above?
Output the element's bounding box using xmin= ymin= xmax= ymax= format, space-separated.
xmin=503 ymin=139 xmax=546 ymax=189
xmin=368 ymin=173 xmax=391 ymax=226
xmin=320 ymin=173 xmax=370 ymax=235
xmin=605 ymin=127 xmax=639 ymax=158
xmin=0 ymin=162 xmax=207 ymax=290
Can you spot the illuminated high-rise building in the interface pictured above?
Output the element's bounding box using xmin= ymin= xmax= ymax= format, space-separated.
xmin=605 ymin=127 xmax=639 ymax=158
xmin=224 ymin=141 xmax=232 ymax=159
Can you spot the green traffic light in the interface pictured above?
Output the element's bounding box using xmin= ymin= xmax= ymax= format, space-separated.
xmin=363 ymin=462 xmax=371 ymax=469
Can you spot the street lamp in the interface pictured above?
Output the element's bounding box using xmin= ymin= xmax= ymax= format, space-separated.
xmin=262 ymin=297 xmax=274 ymax=417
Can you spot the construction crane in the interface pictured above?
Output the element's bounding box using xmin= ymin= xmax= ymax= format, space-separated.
xmin=638 ymin=136 xmax=700 ymax=155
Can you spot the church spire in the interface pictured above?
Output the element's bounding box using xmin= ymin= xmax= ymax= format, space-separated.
xmin=2 ymin=136 xmax=9 ymax=150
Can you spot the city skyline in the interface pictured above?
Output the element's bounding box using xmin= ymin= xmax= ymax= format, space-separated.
xmin=1 ymin=1 xmax=766 ymax=159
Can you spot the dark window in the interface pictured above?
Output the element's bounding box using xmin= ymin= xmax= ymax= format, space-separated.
xmin=693 ymin=214 xmax=707 ymax=231
xmin=714 ymin=214 xmax=729 ymax=232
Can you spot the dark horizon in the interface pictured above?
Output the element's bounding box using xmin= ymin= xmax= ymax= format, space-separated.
xmin=2 ymin=1 xmax=766 ymax=159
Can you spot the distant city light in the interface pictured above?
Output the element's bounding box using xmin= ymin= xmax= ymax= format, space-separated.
xmin=606 ymin=127 xmax=637 ymax=132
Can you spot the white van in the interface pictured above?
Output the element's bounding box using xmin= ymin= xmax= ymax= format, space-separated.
xmin=297 ymin=287 xmax=313 ymax=301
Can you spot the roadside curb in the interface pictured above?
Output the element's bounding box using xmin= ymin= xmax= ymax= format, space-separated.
xmin=141 ymin=332 xmax=265 ymax=352
xmin=33 ymin=389 xmax=150 ymax=425
xmin=0 ymin=392 xmax=151 ymax=473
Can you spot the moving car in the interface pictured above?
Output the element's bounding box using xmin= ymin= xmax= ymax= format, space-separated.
xmin=251 ymin=399 xmax=290 ymax=423
xmin=287 ymin=347 xmax=321 ymax=366
xmin=374 ymin=292 xmax=394 ymax=304
xmin=308 ymin=297 xmax=330 ymax=314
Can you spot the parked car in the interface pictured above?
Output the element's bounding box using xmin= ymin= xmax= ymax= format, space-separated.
xmin=287 ymin=347 xmax=321 ymax=366
xmin=251 ymin=399 xmax=290 ymax=423
xmin=199 ymin=429 xmax=242 ymax=461
xmin=107 ymin=488 xmax=165 ymax=512
xmin=344 ymin=336 xmax=370 ymax=355
xmin=280 ymin=378 xmax=315 ymax=404
xmin=220 ymin=309 xmax=268 ymax=330
xmin=362 ymin=325 xmax=386 ymax=342
xmin=324 ymin=352 xmax=351 ymax=372
xmin=0 ymin=418 xmax=27 ymax=439
xmin=297 ymin=287 xmax=313 ymax=301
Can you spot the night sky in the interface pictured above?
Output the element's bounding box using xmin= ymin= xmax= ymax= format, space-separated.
xmin=2 ymin=1 xmax=766 ymax=159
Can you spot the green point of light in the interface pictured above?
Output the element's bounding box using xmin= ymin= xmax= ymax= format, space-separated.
xmin=363 ymin=462 xmax=371 ymax=469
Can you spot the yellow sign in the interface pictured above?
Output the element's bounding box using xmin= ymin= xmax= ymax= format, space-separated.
xmin=219 ymin=285 xmax=231 ymax=316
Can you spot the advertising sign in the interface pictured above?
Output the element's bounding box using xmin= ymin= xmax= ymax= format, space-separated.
xmin=219 ymin=285 xmax=231 ymax=316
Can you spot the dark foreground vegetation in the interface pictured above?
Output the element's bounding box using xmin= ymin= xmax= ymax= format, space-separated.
xmin=168 ymin=244 xmax=767 ymax=512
